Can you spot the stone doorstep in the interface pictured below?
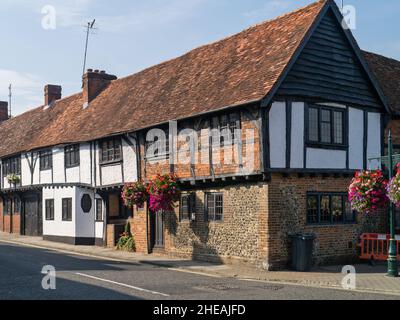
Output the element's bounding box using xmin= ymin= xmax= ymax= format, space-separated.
xmin=1 ymin=232 xmax=400 ymax=295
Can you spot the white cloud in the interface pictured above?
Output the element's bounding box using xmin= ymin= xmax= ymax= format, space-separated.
xmin=244 ymin=0 xmax=292 ymax=24
xmin=0 ymin=70 xmax=43 ymax=114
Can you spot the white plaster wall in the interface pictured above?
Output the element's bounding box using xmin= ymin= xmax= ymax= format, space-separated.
xmin=52 ymin=147 xmax=64 ymax=183
xmin=306 ymin=148 xmax=347 ymax=169
xmin=32 ymin=152 xmax=40 ymax=185
xmin=75 ymin=188 xmax=96 ymax=238
xmin=122 ymin=137 xmax=137 ymax=183
xmin=21 ymin=154 xmax=31 ymax=186
xmin=40 ymin=169 xmax=52 ymax=184
xmin=367 ymin=112 xmax=382 ymax=162
xmin=101 ymin=165 xmax=123 ymax=186
xmin=290 ymin=102 xmax=304 ymax=168
xmin=348 ymin=108 xmax=364 ymax=170
xmin=66 ymin=166 xmax=79 ymax=183
xmin=269 ymin=101 xmax=286 ymax=168
xmin=42 ymin=186 xmax=76 ymax=237
xmin=80 ymin=143 xmax=92 ymax=185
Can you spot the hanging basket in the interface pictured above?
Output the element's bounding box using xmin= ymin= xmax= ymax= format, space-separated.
xmin=348 ymin=170 xmax=389 ymax=214
xmin=121 ymin=181 xmax=149 ymax=209
xmin=387 ymin=164 xmax=400 ymax=207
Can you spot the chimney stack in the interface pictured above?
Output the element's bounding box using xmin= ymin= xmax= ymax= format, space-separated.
xmin=45 ymin=84 xmax=62 ymax=106
xmin=82 ymin=69 xmax=117 ymax=108
xmin=0 ymin=101 xmax=9 ymax=122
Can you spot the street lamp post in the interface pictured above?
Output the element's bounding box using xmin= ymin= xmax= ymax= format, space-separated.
xmin=387 ymin=130 xmax=398 ymax=277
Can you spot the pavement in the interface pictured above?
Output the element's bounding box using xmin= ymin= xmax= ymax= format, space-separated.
xmin=1 ymin=232 xmax=400 ymax=298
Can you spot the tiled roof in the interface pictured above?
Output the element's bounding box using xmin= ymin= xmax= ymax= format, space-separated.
xmin=363 ymin=51 xmax=400 ymax=113
xmin=0 ymin=0 xmax=332 ymax=157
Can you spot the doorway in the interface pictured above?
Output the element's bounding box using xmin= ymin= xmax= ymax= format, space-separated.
xmin=23 ymin=194 xmax=42 ymax=236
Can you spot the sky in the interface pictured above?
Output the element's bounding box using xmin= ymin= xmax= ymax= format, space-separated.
xmin=0 ymin=0 xmax=399 ymax=115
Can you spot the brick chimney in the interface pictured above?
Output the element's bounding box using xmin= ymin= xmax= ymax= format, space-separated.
xmin=45 ymin=84 xmax=62 ymax=106
xmin=0 ymin=101 xmax=9 ymax=122
xmin=82 ymin=69 xmax=117 ymax=108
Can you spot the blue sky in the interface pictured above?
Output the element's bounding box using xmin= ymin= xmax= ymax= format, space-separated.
xmin=1 ymin=0 xmax=399 ymax=115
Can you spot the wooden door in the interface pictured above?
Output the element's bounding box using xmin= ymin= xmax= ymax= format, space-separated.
xmin=154 ymin=211 xmax=164 ymax=248
xmin=24 ymin=195 xmax=42 ymax=236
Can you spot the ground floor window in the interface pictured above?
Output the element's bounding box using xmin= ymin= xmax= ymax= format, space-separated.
xmin=205 ymin=193 xmax=223 ymax=221
xmin=180 ymin=193 xmax=196 ymax=221
xmin=62 ymin=198 xmax=72 ymax=221
xmin=307 ymin=192 xmax=355 ymax=225
xmin=45 ymin=199 xmax=54 ymax=220
xmin=96 ymin=199 xmax=103 ymax=221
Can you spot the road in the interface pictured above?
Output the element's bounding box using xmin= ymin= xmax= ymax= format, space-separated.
xmin=0 ymin=242 xmax=398 ymax=300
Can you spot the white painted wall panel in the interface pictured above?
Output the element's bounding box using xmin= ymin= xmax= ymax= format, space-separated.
xmin=348 ymin=108 xmax=364 ymax=169
xmin=40 ymin=169 xmax=52 ymax=184
xmin=101 ymin=164 xmax=123 ymax=186
xmin=269 ymin=101 xmax=286 ymax=168
xmin=42 ymin=187 xmax=76 ymax=237
xmin=21 ymin=154 xmax=31 ymax=186
xmin=75 ymin=188 xmax=95 ymax=238
xmin=367 ymin=112 xmax=381 ymax=167
xmin=290 ymin=102 xmax=304 ymax=168
xmin=80 ymin=143 xmax=92 ymax=184
xmin=53 ymin=147 xmax=64 ymax=183
xmin=66 ymin=167 xmax=79 ymax=183
xmin=122 ymin=137 xmax=137 ymax=183
xmin=32 ymin=152 xmax=40 ymax=185
xmin=306 ymin=148 xmax=346 ymax=169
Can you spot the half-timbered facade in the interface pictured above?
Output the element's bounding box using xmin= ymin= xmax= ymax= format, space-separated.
xmin=0 ymin=0 xmax=398 ymax=269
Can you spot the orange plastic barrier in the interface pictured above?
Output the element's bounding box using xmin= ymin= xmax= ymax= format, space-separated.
xmin=358 ymin=233 xmax=400 ymax=261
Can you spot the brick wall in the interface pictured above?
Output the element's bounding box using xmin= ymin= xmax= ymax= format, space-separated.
xmin=130 ymin=204 xmax=149 ymax=253
xmin=266 ymin=174 xmax=386 ymax=270
xmin=141 ymin=108 xmax=262 ymax=181
xmin=163 ymin=182 xmax=268 ymax=266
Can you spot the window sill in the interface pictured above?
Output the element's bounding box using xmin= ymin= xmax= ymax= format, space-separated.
xmin=99 ymin=160 xmax=123 ymax=167
xmin=306 ymin=143 xmax=348 ymax=150
xmin=40 ymin=168 xmax=52 ymax=172
xmin=65 ymin=164 xmax=80 ymax=169
xmin=306 ymin=222 xmax=357 ymax=227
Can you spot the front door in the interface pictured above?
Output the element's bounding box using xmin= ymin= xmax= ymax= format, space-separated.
xmin=24 ymin=195 xmax=42 ymax=236
xmin=150 ymin=210 xmax=164 ymax=250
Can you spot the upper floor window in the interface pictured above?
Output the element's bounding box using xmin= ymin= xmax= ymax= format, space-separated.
xmin=3 ymin=156 xmax=21 ymax=175
xmin=65 ymin=145 xmax=80 ymax=168
xmin=307 ymin=192 xmax=356 ymax=225
xmin=307 ymin=105 xmax=346 ymax=147
xmin=145 ymin=129 xmax=169 ymax=161
xmin=40 ymin=149 xmax=53 ymax=171
xmin=100 ymin=138 xmax=122 ymax=164
xmin=211 ymin=112 xmax=240 ymax=147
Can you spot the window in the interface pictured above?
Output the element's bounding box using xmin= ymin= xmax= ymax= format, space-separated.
xmin=62 ymin=198 xmax=72 ymax=221
xmin=205 ymin=193 xmax=223 ymax=221
xmin=96 ymin=199 xmax=103 ymax=221
xmin=145 ymin=129 xmax=169 ymax=160
xmin=306 ymin=193 xmax=356 ymax=225
xmin=100 ymin=138 xmax=122 ymax=163
xmin=3 ymin=198 xmax=11 ymax=215
xmin=45 ymin=199 xmax=54 ymax=220
xmin=307 ymin=105 xmax=346 ymax=146
xmin=13 ymin=197 xmax=20 ymax=214
xmin=81 ymin=194 xmax=92 ymax=213
xmin=65 ymin=145 xmax=80 ymax=168
xmin=3 ymin=156 xmax=21 ymax=175
xmin=180 ymin=193 xmax=196 ymax=221
xmin=211 ymin=112 xmax=240 ymax=147
xmin=40 ymin=149 xmax=53 ymax=170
